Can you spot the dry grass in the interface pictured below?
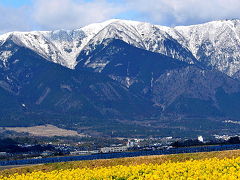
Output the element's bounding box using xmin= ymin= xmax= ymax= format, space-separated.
xmin=5 ymin=124 xmax=85 ymax=137
xmin=1 ymin=150 xmax=240 ymax=177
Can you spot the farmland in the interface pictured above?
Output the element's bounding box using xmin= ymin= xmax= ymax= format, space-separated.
xmin=1 ymin=150 xmax=240 ymax=179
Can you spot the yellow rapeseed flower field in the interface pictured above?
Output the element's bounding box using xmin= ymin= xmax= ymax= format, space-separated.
xmin=1 ymin=157 xmax=240 ymax=180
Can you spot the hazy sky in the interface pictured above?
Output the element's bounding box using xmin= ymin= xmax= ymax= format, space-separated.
xmin=0 ymin=0 xmax=240 ymax=34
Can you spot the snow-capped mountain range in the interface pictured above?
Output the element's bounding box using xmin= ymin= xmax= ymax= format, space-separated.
xmin=2 ymin=19 xmax=240 ymax=137
xmin=1 ymin=19 xmax=240 ymax=76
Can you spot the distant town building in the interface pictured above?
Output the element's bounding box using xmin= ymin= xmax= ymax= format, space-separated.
xmin=100 ymin=146 xmax=128 ymax=153
xmin=198 ymin=136 xmax=204 ymax=142
xmin=127 ymin=140 xmax=137 ymax=147
xmin=0 ymin=152 xmax=7 ymax=156
xmin=214 ymin=135 xmax=231 ymax=141
xmin=70 ymin=150 xmax=99 ymax=155
xmin=40 ymin=151 xmax=53 ymax=156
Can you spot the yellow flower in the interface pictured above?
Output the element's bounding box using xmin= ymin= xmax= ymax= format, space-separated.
xmin=1 ymin=157 xmax=240 ymax=180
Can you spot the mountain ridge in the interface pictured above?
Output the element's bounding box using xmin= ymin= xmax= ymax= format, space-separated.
xmin=1 ymin=19 xmax=240 ymax=137
xmin=1 ymin=19 xmax=240 ymax=76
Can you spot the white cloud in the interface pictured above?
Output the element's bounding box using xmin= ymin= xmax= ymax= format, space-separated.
xmin=32 ymin=0 xmax=124 ymax=30
xmin=0 ymin=5 xmax=31 ymax=34
xmin=0 ymin=0 xmax=240 ymax=34
xmin=125 ymin=0 xmax=240 ymax=26
xmin=0 ymin=0 xmax=124 ymax=33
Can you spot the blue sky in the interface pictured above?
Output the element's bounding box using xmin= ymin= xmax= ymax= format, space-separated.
xmin=0 ymin=0 xmax=32 ymax=7
xmin=0 ymin=0 xmax=239 ymax=34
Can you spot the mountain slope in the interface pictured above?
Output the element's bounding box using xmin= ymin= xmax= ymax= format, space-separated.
xmin=153 ymin=66 xmax=240 ymax=116
xmin=1 ymin=19 xmax=240 ymax=137
xmin=76 ymin=39 xmax=189 ymax=88
xmin=76 ymin=39 xmax=240 ymax=119
xmin=1 ymin=19 xmax=240 ymax=77
xmin=160 ymin=19 xmax=240 ymax=76
xmin=0 ymin=19 xmax=197 ymax=70
xmin=0 ymin=39 xmax=158 ymax=128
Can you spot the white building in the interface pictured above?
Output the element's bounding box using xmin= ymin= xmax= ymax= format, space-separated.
xmin=0 ymin=152 xmax=7 ymax=156
xmin=100 ymin=146 xmax=128 ymax=153
xmin=198 ymin=136 xmax=204 ymax=142
xmin=70 ymin=150 xmax=99 ymax=155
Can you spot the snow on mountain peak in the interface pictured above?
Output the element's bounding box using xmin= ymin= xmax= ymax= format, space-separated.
xmin=0 ymin=19 xmax=240 ymax=76
xmin=162 ymin=19 xmax=240 ymax=76
xmin=0 ymin=19 xmax=166 ymax=69
xmin=0 ymin=30 xmax=86 ymax=69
